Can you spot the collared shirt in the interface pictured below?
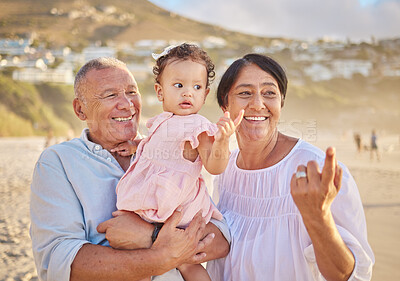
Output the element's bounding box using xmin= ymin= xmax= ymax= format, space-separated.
xmin=30 ymin=129 xmax=230 ymax=281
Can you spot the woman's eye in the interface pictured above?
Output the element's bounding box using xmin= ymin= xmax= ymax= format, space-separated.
xmin=262 ymin=91 xmax=276 ymax=97
xmin=194 ymin=85 xmax=201 ymax=90
xmin=127 ymin=91 xmax=137 ymax=95
xmin=174 ymin=83 xmax=183 ymax=88
xmin=238 ymin=91 xmax=251 ymax=97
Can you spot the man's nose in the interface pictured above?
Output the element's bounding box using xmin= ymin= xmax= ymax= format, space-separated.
xmin=117 ymin=94 xmax=133 ymax=110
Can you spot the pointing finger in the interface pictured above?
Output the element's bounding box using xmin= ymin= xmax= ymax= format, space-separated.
xmin=321 ymin=147 xmax=336 ymax=187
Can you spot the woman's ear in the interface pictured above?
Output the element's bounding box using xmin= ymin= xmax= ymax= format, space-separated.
xmin=73 ymin=98 xmax=87 ymax=121
xmin=154 ymin=83 xmax=164 ymax=101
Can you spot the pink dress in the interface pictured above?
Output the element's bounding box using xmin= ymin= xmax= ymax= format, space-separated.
xmin=116 ymin=112 xmax=223 ymax=227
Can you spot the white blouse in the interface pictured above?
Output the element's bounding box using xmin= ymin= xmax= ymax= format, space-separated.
xmin=207 ymin=140 xmax=374 ymax=281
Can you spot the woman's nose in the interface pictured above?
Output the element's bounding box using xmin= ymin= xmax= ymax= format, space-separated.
xmin=249 ymin=93 xmax=266 ymax=110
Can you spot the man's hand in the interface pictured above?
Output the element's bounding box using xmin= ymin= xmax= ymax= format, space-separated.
xmin=97 ymin=210 xmax=154 ymax=249
xmin=151 ymin=208 xmax=215 ymax=268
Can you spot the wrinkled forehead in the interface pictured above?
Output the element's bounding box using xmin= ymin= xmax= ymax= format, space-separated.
xmin=86 ymin=66 xmax=137 ymax=92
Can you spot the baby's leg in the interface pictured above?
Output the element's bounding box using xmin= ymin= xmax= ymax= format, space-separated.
xmin=178 ymin=264 xmax=211 ymax=281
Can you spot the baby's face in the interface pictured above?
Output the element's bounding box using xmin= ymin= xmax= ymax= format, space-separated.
xmin=155 ymin=59 xmax=209 ymax=115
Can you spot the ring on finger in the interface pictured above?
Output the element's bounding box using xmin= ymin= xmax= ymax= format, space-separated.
xmin=295 ymin=171 xmax=307 ymax=179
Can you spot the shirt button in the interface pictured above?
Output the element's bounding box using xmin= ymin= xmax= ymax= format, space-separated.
xmin=94 ymin=145 xmax=101 ymax=151
xmin=106 ymin=157 xmax=112 ymax=162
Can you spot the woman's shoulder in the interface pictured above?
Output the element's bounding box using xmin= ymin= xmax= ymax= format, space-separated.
xmin=292 ymin=139 xmax=326 ymax=160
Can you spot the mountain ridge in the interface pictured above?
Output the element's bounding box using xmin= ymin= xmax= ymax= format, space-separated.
xmin=0 ymin=0 xmax=270 ymax=49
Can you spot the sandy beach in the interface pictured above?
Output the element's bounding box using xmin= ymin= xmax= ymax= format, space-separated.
xmin=0 ymin=135 xmax=399 ymax=280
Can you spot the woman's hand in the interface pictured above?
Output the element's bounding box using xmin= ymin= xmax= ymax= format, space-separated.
xmin=290 ymin=147 xmax=343 ymax=220
xmin=215 ymin=110 xmax=244 ymax=143
xmin=290 ymin=148 xmax=355 ymax=281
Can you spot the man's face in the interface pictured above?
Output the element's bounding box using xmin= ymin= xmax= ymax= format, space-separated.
xmin=77 ymin=66 xmax=141 ymax=149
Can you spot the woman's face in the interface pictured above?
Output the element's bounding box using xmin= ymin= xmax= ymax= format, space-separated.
xmin=224 ymin=63 xmax=282 ymax=142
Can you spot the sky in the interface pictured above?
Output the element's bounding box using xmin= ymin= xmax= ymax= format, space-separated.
xmin=148 ymin=0 xmax=400 ymax=41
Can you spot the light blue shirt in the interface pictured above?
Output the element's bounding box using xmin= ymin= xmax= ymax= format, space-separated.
xmin=30 ymin=129 xmax=230 ymax=281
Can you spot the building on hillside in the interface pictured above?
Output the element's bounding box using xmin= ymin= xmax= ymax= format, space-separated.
xmin=202 ymin=36 xmax=226 ymax=49
xmin=126 ymin=63 xmax=153 ymax=82
xmin=82 ymin=46 xmax=116 ymax=62
xmin=12 ymin=62 xmax=74 ymax=84
xmin=304 ymin=63 xmax=334 ymax=81
xmin=331 ymin=59 xmax=373 ymax=78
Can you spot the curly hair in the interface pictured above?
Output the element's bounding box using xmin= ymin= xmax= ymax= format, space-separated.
xmin=153 ymin=43 xmax=215 ymax=87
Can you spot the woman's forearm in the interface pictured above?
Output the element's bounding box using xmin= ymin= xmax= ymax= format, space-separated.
xmin=302 ymin=210 xmax=355 ymax=281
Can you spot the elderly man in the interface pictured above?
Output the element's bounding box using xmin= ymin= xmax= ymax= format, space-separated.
xmin=30 ymin=57 xmax=230 ymax=281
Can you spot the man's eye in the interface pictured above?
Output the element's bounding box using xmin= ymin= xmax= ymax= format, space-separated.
xmin=238 ymin=91 xmax=251 ymax=96
xmin=127 ymin=91 xmax=137 ymax=95
xmin=194 ymin=85 xmax=201 ymax=90
xmin=174 ymin=83 xmax=183 ymax=88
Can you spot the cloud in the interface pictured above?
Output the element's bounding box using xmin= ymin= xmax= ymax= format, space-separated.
xmin=149 ymin=0 xmax=400 ymax=40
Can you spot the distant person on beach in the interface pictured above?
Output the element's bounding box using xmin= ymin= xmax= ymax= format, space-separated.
xmin=43 ymin=128 xmax=54 ymax=149
xmin=30 ymin=57 xmax=230 ymax=281
xmin=370 ymin=129 xmax=380 ymax=161
xmin=354 ymin=133 xmax=362 ymax=153
xmin=112 ymin=43 xmax=241 ymax=281
xmin=206 ymin=54 xmax=375 ymax=280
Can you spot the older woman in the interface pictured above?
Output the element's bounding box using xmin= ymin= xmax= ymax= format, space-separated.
xmin=207 ymin=54 xmax=374 ymax=280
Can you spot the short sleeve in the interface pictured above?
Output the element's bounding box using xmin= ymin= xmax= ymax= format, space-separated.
xmin=182 ymin=115 xmax=218 ymax=149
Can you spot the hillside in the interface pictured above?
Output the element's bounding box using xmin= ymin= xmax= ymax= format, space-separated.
xmin=0 ymin=0 xmax=399 ymax=138
xmin=0 ymin=74 xmax=82 ymax=137
xmin=0 ymin=0 xmax=269 ymax=50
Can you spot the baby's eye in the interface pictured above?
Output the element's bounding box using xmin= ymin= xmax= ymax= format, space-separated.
xmin=194 ymin=85 xmax=201 ymax=90
xmin=174 ymin=83 xmax=183 ymax=88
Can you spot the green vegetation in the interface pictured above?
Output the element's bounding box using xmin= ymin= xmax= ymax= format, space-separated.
xmin=0 ymin=74 xmax=83 ymax=137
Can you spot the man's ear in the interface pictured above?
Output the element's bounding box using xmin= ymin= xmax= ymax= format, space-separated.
xmin=154 ymin=83 xmax=164 ymax=101
xmin=73 ymin=98 xmax=87 ymax=121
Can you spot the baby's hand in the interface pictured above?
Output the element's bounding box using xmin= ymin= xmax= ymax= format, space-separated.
xmin=215 ymin=110 xmax=244 ymax=142
xmin=111 ymin=140 xmax=139 ymax=156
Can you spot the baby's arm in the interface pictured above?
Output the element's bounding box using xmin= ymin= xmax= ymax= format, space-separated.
xmin=111 ymin=139 xmax=142 ymax=156
xmin=197 ymin=110 xmax=244 ymax=175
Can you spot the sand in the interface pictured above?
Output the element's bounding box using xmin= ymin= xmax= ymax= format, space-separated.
xmin=0 ymin=135 xmax=399 ymax=280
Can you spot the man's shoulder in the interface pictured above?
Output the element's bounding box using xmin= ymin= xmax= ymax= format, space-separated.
xmin=38 ymin=138 xmax=88 ymax=163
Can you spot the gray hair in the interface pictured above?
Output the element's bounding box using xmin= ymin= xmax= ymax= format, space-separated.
xmin=74 ymin=57 xmax=127 ymax=104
